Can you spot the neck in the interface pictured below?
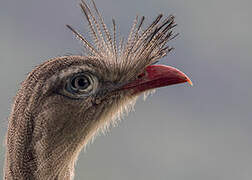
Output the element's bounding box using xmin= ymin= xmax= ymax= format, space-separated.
xmin=4 ymin=115 xmax=75 ymax=180
xmin=3 ymin=90 xmax=77 ymax=180
xmin=4 ymin=155 xmax=73 ymax=180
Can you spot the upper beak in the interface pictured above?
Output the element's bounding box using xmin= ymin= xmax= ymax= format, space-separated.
xmin=120 ymin=65 xmax=192 ymax=94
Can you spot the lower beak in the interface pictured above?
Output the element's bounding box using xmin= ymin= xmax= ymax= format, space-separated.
xmin=120 ymin=65 xmax=192 ymax=94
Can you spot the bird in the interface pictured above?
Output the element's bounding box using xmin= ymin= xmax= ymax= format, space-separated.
xmin=3 ymin=0 xmax=192 ymax=179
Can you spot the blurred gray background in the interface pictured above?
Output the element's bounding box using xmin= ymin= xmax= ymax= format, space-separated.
xmin=0 ymin=0 xmax=251 ymax=179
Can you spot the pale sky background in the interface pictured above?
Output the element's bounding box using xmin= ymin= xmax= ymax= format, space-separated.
xmin=0 ymin=0 xmax=252 ymax=179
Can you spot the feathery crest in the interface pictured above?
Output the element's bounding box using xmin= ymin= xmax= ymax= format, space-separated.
xmin=66 ymin=0 xmax=178 ymax=80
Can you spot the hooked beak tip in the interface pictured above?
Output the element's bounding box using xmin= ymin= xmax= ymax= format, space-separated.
xmin=185 ymin=74 xmax=193 ymax=86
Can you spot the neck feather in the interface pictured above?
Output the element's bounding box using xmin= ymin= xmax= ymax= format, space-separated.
xmin=4 ymin=110 xmax=76 ymax=180
xmin=3 ymin=82 xmax=77 ymax=180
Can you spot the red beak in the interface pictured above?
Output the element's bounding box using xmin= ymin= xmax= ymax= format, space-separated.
xmin=121 ymin=65 xmax=192 ymax=94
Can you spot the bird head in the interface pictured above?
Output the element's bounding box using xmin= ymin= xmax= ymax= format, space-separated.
xmin=5 ymin=0 xmax=191 ymax=179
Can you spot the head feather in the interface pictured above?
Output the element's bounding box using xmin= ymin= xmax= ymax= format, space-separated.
xmin=66 ymin=0 xmax=177 ymax=81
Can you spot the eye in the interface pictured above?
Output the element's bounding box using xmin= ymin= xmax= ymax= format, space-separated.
xmin=71 ymin=75 xmax=90 ymax=91
xmin=64 ymin=72 xmax=98 ymax=98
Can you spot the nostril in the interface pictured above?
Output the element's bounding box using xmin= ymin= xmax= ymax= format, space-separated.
xmin=137 ymin=71 xmax=147 ymax=79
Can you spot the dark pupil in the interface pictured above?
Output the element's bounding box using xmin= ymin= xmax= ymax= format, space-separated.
xmin=78 ymin=78 xmax=86 ymax=87
xmin=71 ymin=76 xmax=90 ymax=90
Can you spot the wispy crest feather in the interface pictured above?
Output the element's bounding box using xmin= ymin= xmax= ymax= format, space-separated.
xmin=67 ymin=0 xmax=178 ymax=80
